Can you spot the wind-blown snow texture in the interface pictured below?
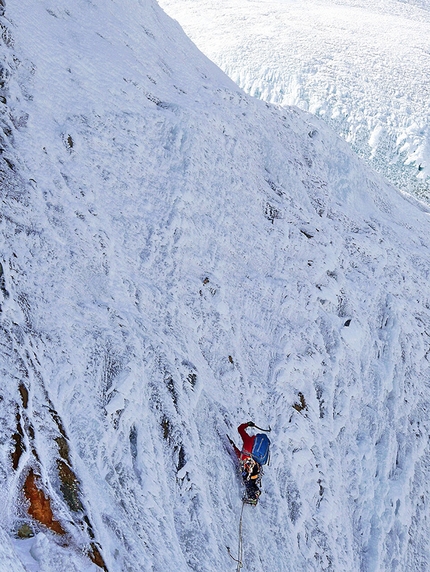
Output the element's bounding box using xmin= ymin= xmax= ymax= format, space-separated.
xmin=1 ymin=0 xmax=430 ymax=571
xmin=159 ymin=0 xmax=430 ymax=202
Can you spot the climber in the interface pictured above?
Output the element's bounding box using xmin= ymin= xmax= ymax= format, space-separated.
xmin=228 ymin=421 xmax=266 ymax=504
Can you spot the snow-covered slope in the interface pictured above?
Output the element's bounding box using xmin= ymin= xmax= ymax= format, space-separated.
xmin=159 ymin=0 xmax=430 ymax=202
xmin=1 ymin=0 xmax=430 ymax=570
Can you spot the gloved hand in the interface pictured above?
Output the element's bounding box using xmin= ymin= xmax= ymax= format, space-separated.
xmin=247 ymin=421 xmax=255 ymax=427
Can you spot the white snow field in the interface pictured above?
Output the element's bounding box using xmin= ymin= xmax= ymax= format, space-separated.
xmin=159 ymin=0 xmax=430 ymax=202
xmin=0 ymin=0 xmax=430 ymax=571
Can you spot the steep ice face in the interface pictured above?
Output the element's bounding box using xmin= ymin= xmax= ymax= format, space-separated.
xmin=159 ymin=0 xmax=430 ymax=202
xmin=0 ymin=0 xmax=430 ymax=571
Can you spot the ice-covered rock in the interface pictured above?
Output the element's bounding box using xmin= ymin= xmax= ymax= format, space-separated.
xmin=0 ymin=0 xmax=429 ymax=570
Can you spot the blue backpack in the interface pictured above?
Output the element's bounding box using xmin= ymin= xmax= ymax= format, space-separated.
xmin=251 ymin=433 xmax=271 ymax=465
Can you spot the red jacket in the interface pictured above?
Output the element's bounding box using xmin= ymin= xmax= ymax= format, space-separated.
xmin=238 ymin=423 xmax=256 ymax=459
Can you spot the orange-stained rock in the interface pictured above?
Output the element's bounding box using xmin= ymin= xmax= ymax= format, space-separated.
xmin=89 ymin=542 xmax=108 ymax=571
xmin=23 ymin=469 xmax=65 ymax=535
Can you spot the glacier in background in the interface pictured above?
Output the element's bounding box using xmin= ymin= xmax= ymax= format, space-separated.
xmin=0 ymin=0 xmax=430 ymax=571
xmin=160 ymin=0 xmax=430 ymax=203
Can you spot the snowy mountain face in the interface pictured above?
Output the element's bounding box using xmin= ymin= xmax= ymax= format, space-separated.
xmin=158 ymin=0 xmax=430 ymax=203
xmin=1 ymin=0 xmax=430 ymax=571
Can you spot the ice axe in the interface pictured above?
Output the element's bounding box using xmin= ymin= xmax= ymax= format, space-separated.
xmin=249 ymin=422 xmax=271 ymax=432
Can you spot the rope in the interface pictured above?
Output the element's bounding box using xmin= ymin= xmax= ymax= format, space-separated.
xmin=227 ymin=500 xmax=245 ymax=570
xmin=237 ymin=500 xmax=245 ymax=571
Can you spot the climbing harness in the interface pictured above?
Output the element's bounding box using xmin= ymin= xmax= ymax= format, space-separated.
xmin=242 ymin=457 xmax=256 ymax=474
xmin=227 ymin=500 xmax=246 ymax=570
